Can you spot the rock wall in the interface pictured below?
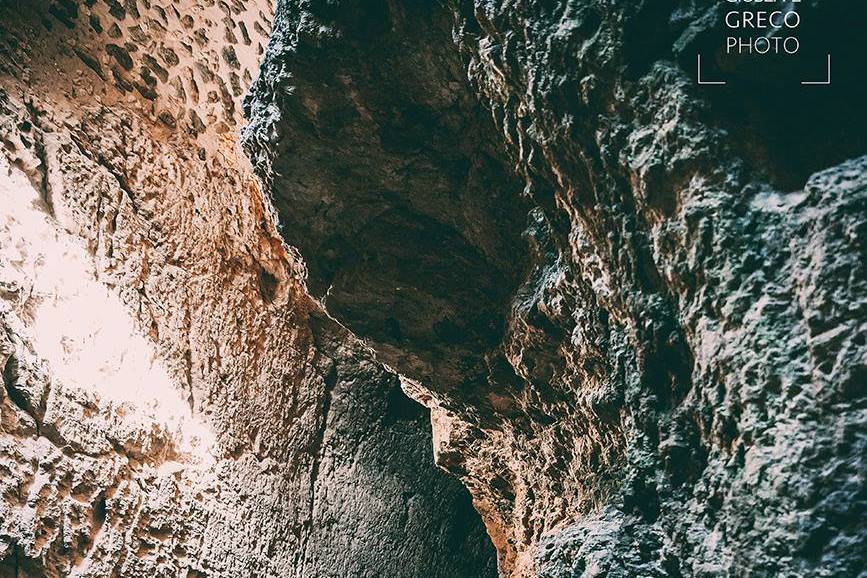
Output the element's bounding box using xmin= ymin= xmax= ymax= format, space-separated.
xmin=244 ymin=1 xmax=867 ymax=576
xmin=1 ymin=0 xmax=865 ymax=576
xmin=0 ymin=1 xmax=495 ymax=577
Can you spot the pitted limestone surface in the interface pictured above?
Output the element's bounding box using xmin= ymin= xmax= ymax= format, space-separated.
xmin=0 ymin=1 xmax=497 ymax=577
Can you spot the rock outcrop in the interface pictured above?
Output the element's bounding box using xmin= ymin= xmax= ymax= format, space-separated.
xmin=244 ymin=1 xmax=867 ymax=576
xmin=1 ymin=0 xmax=865 ymax=577
xmin=0 ymin=1 xmax=495 ymax=577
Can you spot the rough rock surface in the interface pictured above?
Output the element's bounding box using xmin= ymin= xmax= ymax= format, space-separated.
xmin=0 ymin=1 xmax=495 ymax=577
xmin=244 ymin=1 xmax=867 ymax=576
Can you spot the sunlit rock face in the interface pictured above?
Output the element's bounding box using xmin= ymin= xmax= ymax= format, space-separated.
xmin=244 ymin=1 xmax=867 ymax=576
xmin=0 ymin=1 xmax=495 ymax=577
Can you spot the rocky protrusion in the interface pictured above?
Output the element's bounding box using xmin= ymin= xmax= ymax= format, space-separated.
xmin=244 ymin=1 xmax=867 ymax=575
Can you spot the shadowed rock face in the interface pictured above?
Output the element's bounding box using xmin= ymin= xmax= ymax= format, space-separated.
xmin=243 ymin=2 xmax=533 ymax=401
xmin=245 ymin=1 xmax=867 ymax=576
xmin=0 ymin=1 xmax=496 ymax=577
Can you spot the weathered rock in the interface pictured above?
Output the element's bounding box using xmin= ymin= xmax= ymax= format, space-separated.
xmin=0 ymin=1 xmax=495 ymax=576
xmin=244 ymin=1 xmax=867 ymax=576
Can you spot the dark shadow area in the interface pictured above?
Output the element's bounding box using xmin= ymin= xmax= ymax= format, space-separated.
xmin=245 ymin=0 xmax=531 ymax=396
xmin=680 ymin=1 xmax=867 ymax=188
xmin=305 ymin=313 xmax=499 ymax=578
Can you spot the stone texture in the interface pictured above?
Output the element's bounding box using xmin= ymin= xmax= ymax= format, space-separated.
xmin=0 ymin=1 xmax=495 ymax=577
xmin=2 ymin=0 xmax=866 ymax=576
xmin=243 ymin=1 xmax=867 ymax=576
